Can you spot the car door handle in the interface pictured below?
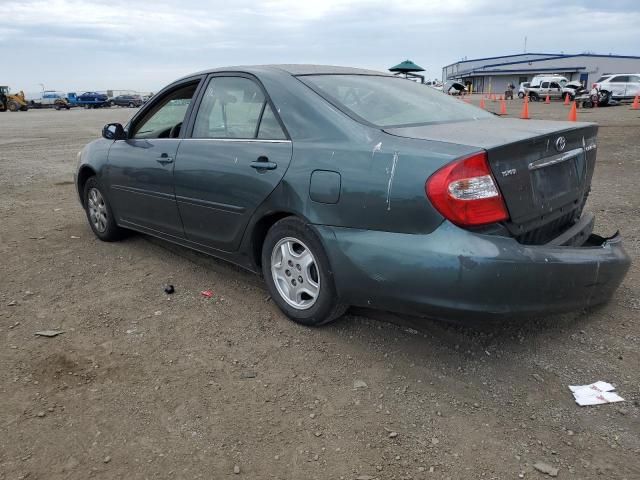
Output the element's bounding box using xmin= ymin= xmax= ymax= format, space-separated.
xmin=157 ymin=154 xmax=174 ymax=165
xmin=250 ymin=157 xmax=277 ymax=170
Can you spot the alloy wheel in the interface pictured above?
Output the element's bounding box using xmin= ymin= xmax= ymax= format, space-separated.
xmin=87 ymin=187 xmax=108 ymax=233
xmin=271 ymin=237 xmax=320 ymax=310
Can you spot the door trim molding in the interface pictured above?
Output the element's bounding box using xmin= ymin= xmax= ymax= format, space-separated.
xmin=175 ymin=195 xmax=245 ymax=214
xmin=111 ymin=185 xmax=175 ymax=201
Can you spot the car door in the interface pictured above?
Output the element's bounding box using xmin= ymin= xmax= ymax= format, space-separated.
xmin=607 ymin=75 xmax=628 ymax=98
xmin=173 ymin=74 xmax=292 ymax=252
xmin=106 ymin=78 xmax=202 ymax=237
xmin=549 ymin=81 xmax=562 ymax=98
xmin=625 ymin=75 xmax=640 ymax=98
xmin=539 ymin=81 xmax=550 ymax=97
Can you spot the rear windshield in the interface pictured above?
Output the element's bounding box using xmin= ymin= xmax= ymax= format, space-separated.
xmin=299 ymin=74 xmax=492 ymax=128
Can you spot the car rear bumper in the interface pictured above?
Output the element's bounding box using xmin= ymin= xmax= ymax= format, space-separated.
xmin=316 ymin=218 xmax=631 ymax=320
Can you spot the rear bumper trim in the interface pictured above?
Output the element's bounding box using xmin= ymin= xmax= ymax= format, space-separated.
xmin=317 ymin=220 xmax=631 ymax=320
xmin=546 ymin=211 xmax=594 ymax=246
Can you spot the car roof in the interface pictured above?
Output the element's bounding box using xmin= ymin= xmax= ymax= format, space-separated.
xmin=183 ymin=64 xmax=391 ymax=80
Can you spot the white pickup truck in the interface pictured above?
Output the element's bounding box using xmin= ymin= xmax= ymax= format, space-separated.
xmin=29 ymin=91 xmax=70 ymax=110
xmin=525 ymin=75 xmax=569 ymax=101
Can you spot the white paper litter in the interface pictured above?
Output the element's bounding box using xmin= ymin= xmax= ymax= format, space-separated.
xmin=569 ymin=381 xmax=624 ymax=406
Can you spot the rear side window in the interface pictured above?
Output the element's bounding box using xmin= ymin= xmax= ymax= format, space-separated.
xmin=550 ymin=82 xmax=560 ymax=88
xmin=630 ymin=75 xmax=640 ymax=83
xmin=258 ymin=104 xmax=286 ymax=140
xmin=610 ymin=75 xmax=629 ymax=83
xmin=192 ymin=76 xmax=286 ymax=139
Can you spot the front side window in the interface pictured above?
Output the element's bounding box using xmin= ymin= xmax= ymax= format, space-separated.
xmin=132 ymin=83 xmax=198 ymax=139
xmin=541 ymin=82 xmax=550 ymax=88
xmin=192 ymin=76 xmax=286 ymax=140
xmin=300 ymin=74 xmax=492 ymax=128
xmin=550 ymin=82 xmax=560 ymax=89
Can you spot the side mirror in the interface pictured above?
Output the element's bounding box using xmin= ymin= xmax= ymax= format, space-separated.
xmin=102 ymin=123 xmax=126 ymax=140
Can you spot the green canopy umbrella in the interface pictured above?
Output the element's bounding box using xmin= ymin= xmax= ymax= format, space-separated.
xmin=389 ymin=60 xmax=425 ymax=73
xmin=389 ymin=60 xmax=426 ymax=83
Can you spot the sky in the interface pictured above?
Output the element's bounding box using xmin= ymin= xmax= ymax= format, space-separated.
xmin=2 ymin=0 xmax=639 ymax=95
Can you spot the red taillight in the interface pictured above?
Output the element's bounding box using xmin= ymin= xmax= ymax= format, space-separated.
xmin=425 ymin=151 xmax=509 ymax=227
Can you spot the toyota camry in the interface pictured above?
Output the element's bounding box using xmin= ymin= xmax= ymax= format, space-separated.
xmin=75 ymin=65 xmax=631 ymax=325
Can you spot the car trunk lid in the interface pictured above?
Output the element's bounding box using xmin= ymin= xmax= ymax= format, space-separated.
xmin=385 ymin=118 xmax=598 ymax=241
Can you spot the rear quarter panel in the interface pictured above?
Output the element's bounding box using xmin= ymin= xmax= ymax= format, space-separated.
xmin=254 ymin=68 xmax=481 ymax=234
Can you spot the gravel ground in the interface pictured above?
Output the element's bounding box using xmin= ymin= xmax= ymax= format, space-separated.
xmin=1 ymin=99 xmax=639 ymax=480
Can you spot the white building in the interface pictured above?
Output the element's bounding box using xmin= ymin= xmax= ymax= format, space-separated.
xmin=442 ymin=53 xmax=640 ymax=94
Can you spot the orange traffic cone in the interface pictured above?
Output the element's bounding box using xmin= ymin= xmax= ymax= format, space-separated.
xmin=479 ymin=98 xmax=486 ymax=109
xmin=520 ymin=97 xmax=530 ymax=119
xmin=563 ymin=94 xmax=570 ymax=106
xmin=568 ymin=101 xmax=577 ymax=121
xmin=632 ymin=95 xmax=640 ymax=110
xmin=500 ymin=99 xmax=507 ymax=115
xmin=545 ymin=95 xmax=551 ymax=104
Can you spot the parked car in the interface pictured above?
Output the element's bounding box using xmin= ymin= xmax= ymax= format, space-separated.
xmin=591 ymin=74 xmax=640 ymax=106
xmin=111 ymin=95 xmax=143 ymax=107
xmin=517 ymin=82 xmax=530 ymax=98
xmin=561 ymin=81 xmax=584 ymax=100
xmin=425 ymin=80 xmax=443 ymax=91
xmin=30 ymin=91 xmax=70 ymax=110
xmin=76 ymin=91 xmax=110 ymax=108
xmin=443 ymin=81 xmax=465 ymax=95
xmin=526 ymin=75 xmax=568 ymax=100
xmin=74 ymin=65 xmax=630 ymax=326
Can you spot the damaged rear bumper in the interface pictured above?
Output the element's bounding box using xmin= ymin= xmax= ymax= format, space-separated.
xmin=317 ymin=217 xmax=631 ymax=320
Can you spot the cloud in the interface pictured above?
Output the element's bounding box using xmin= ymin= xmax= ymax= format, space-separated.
xmin=1 ymin=0 xmax=639 ymax=93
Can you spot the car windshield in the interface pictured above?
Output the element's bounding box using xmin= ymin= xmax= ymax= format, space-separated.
xmin=299 ymin=74 xmax=492 ymax=127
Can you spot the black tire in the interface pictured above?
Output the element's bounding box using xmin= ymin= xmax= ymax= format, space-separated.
xmin=598 ymin=90 xmax=611 ymax=106
xmin=128 ymin=102 xmax=134 ymax=108
xmin=110 ymin=100 xmax=116 ymax=107
xmin=83 ymin=177 xmax=125 ymax=242
xmin=262 ymin=217 xmax=346 ymax=326
xmin=517 ymin=92 xmax=524 ymax=99
xmin=7 ymin=101 xmax=19 ymax=112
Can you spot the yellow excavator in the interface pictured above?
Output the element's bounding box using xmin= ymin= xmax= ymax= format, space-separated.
xmin=0 ymin=85 xmax=29 ymax=111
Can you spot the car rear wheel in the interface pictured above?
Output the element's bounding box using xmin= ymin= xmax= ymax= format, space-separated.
xmin=262 ymin=217 xmax=346 ymax=326
xmin=596 ymin=90 xmax=611 ymax=106
xmin=83 ymin=177 xmax=125 ymax=242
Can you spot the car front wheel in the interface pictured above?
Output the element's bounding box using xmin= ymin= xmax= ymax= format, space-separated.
xmin=262 ymin=217 xmax=346 ymax=326
xmin=83 ymin=177 xmax=124 ymax=241
xmin=518 ymin=92 xmax=524 ymax=99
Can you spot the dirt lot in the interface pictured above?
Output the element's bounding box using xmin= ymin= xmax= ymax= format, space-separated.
xmin=1 ymin=100 xmax=639 ymax=480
